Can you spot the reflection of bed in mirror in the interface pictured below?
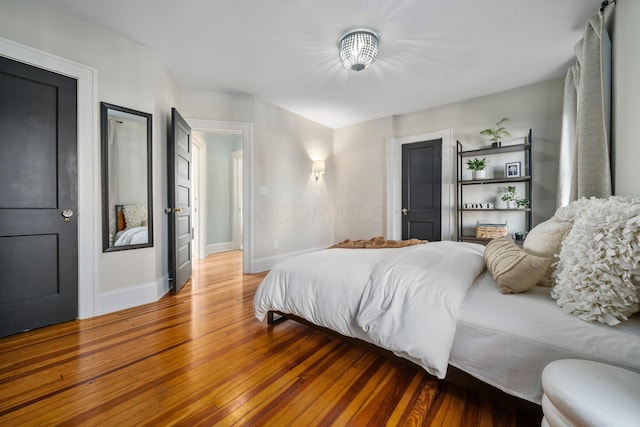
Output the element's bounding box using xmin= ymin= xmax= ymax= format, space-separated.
xmin=113 ymin=204 xmax=148 ymax=246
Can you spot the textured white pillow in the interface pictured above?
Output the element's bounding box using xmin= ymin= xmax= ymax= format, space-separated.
xmin=523 ymin=217 xmax=573 ymax=286
xmin=123 ymin=204 xmax=147 ymax=229
xmin=554 ymin=197 xmax=601 ymax=223
xmin=551 ymin=197 xmax=640 ymax=325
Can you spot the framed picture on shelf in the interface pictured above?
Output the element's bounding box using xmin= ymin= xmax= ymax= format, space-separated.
xmin=505 ymin=161 xmax=521 ymax=178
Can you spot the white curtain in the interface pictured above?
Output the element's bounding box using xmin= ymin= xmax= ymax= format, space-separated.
xmin=108 ymin=119 xmax=120 ymax=240
xmin=557 ymin=9 xmax=613 ymax=208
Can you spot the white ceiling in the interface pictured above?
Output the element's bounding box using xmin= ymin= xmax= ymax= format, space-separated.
xmin=45 ymin=0 xmax=600 ymax=128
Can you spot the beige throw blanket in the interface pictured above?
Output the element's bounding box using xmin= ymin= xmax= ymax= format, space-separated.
xmin=330 ymin=236 xmax=428 ymax=249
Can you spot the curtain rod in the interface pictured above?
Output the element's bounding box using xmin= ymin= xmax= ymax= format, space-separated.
xmin=600 ymin=0 xmax=616 ymax=12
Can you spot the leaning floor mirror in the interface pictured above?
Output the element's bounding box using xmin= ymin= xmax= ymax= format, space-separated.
xmin=101 ymin=102 xmax=153 ymax=251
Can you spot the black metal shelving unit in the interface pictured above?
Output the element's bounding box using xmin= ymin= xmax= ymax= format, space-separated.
xmin=457 ymin=129 xmax=533 ymax=244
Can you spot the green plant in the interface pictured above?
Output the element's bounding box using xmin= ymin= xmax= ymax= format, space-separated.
xmin=480 ymin=117 xmax=512 ymax=143
xmin=501 ymin=186 xmax=530 ymax=207
xmin=466 ymin=157 xmax=487 ymax=171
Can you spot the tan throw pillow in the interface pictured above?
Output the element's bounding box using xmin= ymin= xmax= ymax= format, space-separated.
xmin=484 ymin=236 xmax=551 ymax=294
xmin=523 ymin=217 xmax=572 ymax=286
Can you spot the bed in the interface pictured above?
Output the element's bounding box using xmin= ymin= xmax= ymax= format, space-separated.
xmin=254 ymin=232 xmax=640 ymax=404
xmin=113 ymin=204 xmax=148 ymax=246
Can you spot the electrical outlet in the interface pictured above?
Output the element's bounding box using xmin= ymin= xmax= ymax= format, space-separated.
xmin=273 ymin=240 xmax=278 ymax=249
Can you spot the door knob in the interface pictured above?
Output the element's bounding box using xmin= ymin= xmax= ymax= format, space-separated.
xmin=402 ymin=208 xmax=408 ymax=215
xmin=61 ymin=209 xmax=74 ymax=223
xmin=165 ymin=207 xmax=184 ymax=214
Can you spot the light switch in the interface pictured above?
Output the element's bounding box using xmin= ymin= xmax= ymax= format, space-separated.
xmin=260 ymin=186 xmax=269 ymax=196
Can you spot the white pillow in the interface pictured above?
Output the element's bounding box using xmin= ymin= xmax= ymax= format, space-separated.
xmin=523 ymin=217 xmax=572 ymax=286
xmin=123 ymin=204 xmax=147 ymax=229
xmin=551 ymin=197 xmax=640 ymax=325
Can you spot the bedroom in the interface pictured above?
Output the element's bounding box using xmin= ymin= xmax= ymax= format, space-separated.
xmin=0 ymin=0 xmax=639 ymax=424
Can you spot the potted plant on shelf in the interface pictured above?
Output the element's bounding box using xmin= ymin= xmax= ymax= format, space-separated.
xmin=500 ymin=186 xmax=530 ymax=209
xmin=466 ymin=157 xmax=487 ymax=180
xmin=480 ymin=117 xmax=512 ymax=147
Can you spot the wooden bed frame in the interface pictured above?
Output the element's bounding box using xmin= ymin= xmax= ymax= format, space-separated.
xmin=267 ymin=310 xmax=542 ymax=417
xmin=115 ymin=204 xmax=126 ymax=232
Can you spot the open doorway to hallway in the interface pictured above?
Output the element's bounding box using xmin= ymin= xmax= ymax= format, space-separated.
xmin=192 ymin=131 xmax=243 ymax=262
xmin=186 ymin=119 xmax=253 ymax=274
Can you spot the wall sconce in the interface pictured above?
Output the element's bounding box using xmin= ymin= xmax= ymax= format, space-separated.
xmin=312 ymin=160 xmax=325 ymax=181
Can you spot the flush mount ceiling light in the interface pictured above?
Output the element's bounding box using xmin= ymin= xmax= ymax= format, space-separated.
xmin=338 ymin=29 xmax=379 ymax=72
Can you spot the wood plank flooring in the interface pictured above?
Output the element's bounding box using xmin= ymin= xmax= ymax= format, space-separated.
xmin=0 ymin=251 xmax=541 ymax=426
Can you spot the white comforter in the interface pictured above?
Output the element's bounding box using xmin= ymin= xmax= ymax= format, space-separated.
xmin=254 ymin=241 xmax=485 ymax=378
xmin=114 ymin=226 xmax=148 ymax=246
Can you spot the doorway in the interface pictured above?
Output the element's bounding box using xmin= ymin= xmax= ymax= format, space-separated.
xmin=187 ymin=119 xmax=254 ymax=273
xmin=401 ymin=139 xmax=442 ymax=241
xmin=387 ymin=129 xmax=454 ymax=241
xmin=0 ymin=38 xmax=97 ymax=325
xmin=193 ymin=132 xmax=242 ymax=258
xmin=0 ymin=56 xmax=78 ymax=336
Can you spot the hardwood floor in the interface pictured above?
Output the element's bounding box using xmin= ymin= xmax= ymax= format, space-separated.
xmin=0 ymin=251 xmax=541 ymax=426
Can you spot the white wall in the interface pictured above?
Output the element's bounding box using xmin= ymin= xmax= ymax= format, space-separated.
xmin=114 ymin=119 xmax=147 ymax=205
xmin=0 ymin=0 xmax=181 ymax=314
xmin=396 ymin=78 xmax=564 ymax=228
xmin=181 ymin=89 xmax=254 ymax=123
xmin=180 ymin=91 xmax=335 ymax=269
xmin=611 ymin=0 xmax=640 ymax=197
xmin=334 ymin=78 xmax=564 ymax=239
xmin=333 ymin=117 xmax=393 ymax=240
xmin=252 ymin=98 xmax=334 ymax=267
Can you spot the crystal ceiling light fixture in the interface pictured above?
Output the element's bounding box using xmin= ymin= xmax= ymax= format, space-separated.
xmin=338 ymin=29 xmax=379 ymax=71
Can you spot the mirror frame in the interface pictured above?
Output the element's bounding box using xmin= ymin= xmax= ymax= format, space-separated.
xmin=100 ymin=102 xmax=153 ymax=252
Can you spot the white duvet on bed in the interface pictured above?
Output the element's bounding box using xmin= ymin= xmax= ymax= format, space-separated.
xmin=114 ymin=226 xmax=148 ymax=246
xmin=254 ymin=241 xmax=485 ymax=378
xmin=356 ymin=242 xmax=485 ymax=377
xmin=254 ymin=247 xmax=410 ymax=340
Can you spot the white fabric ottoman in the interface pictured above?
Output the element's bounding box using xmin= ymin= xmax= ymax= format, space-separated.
xmin=541 ymin=359 xmax=640 ymax=427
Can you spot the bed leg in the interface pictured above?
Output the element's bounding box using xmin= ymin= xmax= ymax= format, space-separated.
xmin=267 ymin=311 xmax=287 ymax=325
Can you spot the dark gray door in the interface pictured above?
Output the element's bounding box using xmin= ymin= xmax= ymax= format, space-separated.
xmin=167 ymin=108 xmax=192 ymax=293
xmin=0 ymin=56 xmax=78 ymax=337
xmin=402 ymin=139 xmax=442 ymax=241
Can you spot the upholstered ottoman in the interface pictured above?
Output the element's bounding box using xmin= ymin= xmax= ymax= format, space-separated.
xmin=541 ymin=359 xmax=640 ymax=427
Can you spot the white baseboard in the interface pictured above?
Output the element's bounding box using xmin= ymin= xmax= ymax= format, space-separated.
xmin=96 ymin=274 xmax=170 ymax=316
xmin=254 ymin=246 xmax=327 ymax=272
xmin=206 ymin=242 xmax=233 ymax=255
